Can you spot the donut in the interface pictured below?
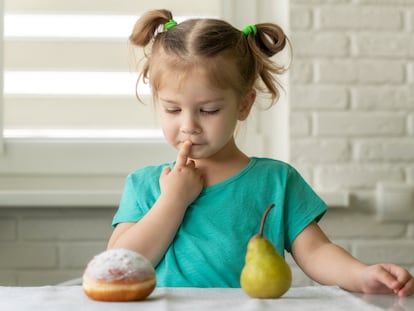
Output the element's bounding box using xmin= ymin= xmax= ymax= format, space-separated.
xmin=82 ymin=248 xmax=156 ymax=301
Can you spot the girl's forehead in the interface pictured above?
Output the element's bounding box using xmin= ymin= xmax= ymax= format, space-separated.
xmin=152 ymin=55 xmax=239 ymax=93
xmin=154 ymin=63 xmax=239 ymax=103
xmin=156 ymin=65 xmax=216 ymax=91
xmin=158 ymin=70 xmax=230 ymax=99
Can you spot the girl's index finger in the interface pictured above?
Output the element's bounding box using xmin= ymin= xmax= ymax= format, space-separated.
xmin=175 ymin=140 xmax=192 ymax=168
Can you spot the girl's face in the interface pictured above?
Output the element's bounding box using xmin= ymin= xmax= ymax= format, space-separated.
xmin=157 ymin=67 xmax=254 ymax=160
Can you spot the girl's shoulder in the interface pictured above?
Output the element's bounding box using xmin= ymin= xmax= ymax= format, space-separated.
xmin=250 ymin=157 xmax=297 ymax=173
xmin=248 ymin=157 xmax=306 ymax=184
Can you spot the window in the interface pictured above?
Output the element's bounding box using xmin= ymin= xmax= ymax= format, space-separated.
xmin=0 ymin=1 xmax=289 ymax=206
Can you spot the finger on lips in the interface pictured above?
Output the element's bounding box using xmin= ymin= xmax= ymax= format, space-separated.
xmin=175 ymin=140 xmax=192 ymax=168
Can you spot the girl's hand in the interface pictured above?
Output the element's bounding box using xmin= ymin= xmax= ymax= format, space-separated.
xmin=360 ymin=263 xmax=414 ymax=296
xmin=159 ymin=140 xmax=204 ymax=207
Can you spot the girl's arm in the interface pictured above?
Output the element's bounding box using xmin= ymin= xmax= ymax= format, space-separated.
xmin=106 ymin=195 xmax=187 ymax=266
xmin=107 ymin=141 xmax=203 ymax=266
xmin=291 ymin=222 xmax=414 ymax=296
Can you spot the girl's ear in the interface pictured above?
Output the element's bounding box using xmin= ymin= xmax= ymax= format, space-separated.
xmin=238 ymin=89 xmax=256 ymax=121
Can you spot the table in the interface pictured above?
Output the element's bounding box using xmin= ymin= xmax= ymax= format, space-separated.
xmin=0 ymin=285 xmax=413 ymax=310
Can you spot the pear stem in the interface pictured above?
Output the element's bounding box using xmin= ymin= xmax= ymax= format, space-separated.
xmin=259 ymin=203 xmax=275 ymax=237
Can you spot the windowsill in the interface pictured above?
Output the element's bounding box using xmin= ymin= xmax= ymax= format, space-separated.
xmin=0 ymin=137 xmax=176 ymax=208
xmin=0 ymin=138 xmax=350 ymax=208
xmin=0 ymin=190 xmax=121 ymax=208
xmin=0 ymin=137 xmax=176 ymax=174
xmin=0 ymin=190 xmax=349 ymax=208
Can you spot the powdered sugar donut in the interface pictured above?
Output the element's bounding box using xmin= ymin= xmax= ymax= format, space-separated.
xmin=82 ymin=248 xmax=156 ymax=301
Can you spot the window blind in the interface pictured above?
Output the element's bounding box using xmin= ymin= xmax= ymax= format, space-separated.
xmin=3 ymin=0 xmax=222 ymax=138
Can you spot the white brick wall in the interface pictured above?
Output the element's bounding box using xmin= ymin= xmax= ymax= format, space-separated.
xmin=0 ymin=208 xmax=114 ymax=286
xmin=290 ymin=0 xmax=414 ymax=202
xmin=317 ymin=6 xmax=403 ymax=30
xmin=290 ymin=0 xmax=414 ymax=283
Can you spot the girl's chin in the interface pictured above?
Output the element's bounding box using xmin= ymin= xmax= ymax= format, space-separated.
xmin=187 ymin=150 xmax=204 ymax=159
xmin=188 ymin=147 xmax=208 ymax=159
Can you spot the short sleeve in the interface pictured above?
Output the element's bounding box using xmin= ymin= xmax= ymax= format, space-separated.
xmin=111 ymin=165 xmax=164 ymax=227
xmin=112 ymin=174 xmax=142 ymax=227
xmin=283 ymin=166 xmax=328 ymax=252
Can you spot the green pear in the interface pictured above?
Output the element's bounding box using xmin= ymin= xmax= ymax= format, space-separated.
xmin=240 ymin=203 xmax=292 ymax=298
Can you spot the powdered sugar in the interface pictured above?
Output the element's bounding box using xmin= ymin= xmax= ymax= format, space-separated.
xmin=85 ymin=249 xmax=155 ymax=282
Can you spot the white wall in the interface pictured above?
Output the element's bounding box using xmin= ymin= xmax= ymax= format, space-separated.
xmin=288 ymin=0 xmax=414 ymax=283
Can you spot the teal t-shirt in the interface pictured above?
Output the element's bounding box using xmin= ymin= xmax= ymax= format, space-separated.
xmin=112 ymin=157 xmax=327 ymax=288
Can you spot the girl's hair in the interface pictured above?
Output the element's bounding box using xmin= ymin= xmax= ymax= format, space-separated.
xmin=130 ymin=9 xmax=290 ymax=106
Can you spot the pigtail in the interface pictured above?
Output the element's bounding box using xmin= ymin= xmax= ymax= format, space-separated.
xmin=245 ymin=23 xmax=290 ymax=104
xmin=129 ymin=9 xmax=174 ymax=102
xmin=253 ymin=23 xmax=287 ymax=57
xmin=129 ymin=9 xmax=173 ymax=46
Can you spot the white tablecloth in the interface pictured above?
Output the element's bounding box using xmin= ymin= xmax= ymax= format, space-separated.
xmin=0 ymin=285 xmax=412 ymax=311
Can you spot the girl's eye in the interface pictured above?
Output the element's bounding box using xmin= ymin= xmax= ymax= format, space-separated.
xmin=201 ymin=109 xmax=220 ymax=115
xmin=165 ymin=108 xmax=181 ymax=114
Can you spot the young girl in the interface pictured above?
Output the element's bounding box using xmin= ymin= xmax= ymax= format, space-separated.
xmin=108 ymin=9 xmax=414 ymax=296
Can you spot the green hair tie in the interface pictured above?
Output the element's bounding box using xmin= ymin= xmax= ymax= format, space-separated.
xmin=242 ymin=24 xmax=257 ymax=36
xmin=165 ymin=19 xmax=178 ymax=30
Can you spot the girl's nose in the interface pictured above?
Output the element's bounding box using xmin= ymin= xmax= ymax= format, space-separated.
xmin=180 ymin=114 xmax=201 ymax=135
